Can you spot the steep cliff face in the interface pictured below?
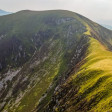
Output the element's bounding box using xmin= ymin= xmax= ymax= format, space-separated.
xmin=0 ymin=10 xmax=112 ymax=112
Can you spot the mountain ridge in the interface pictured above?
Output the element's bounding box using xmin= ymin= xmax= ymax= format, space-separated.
xmin=0 ymin=10 xmax=112 ymax=112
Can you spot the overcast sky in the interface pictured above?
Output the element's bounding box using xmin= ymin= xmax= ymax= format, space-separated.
xmin=0 ymin=0 xmax=112 ymax=25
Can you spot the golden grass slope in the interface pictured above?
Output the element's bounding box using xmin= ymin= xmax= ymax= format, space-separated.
xmin=72 ymin=26 xmax=112 ymax=112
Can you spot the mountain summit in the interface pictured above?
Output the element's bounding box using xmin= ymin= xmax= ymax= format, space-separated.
xmin=0 ymin=9 xmax=12 ymax=16
xmin=0 ymin=10 xmax=112 ymax=112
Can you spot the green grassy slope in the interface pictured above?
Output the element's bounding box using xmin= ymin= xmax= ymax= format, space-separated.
xmin=71 ymin=28 xmax=112 ymax=112
xmin=0 ymin=10 xmax=86 ymax=72
xmin=0 ymin=10 xmax=87 ymax=112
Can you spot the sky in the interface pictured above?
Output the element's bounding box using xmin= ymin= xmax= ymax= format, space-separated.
xmin=0 ymin=0 xmax=112 ymax=25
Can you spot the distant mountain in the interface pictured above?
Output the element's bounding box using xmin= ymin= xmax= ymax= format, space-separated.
xmin=101 ymin=24 xmax=112 ymax=30
xmin=0 ymin=9 xmax=12 ymax=16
